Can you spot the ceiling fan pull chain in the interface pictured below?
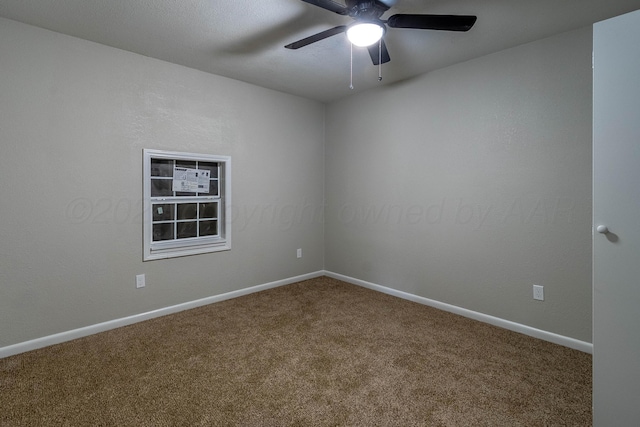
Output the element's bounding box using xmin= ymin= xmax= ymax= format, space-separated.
xmin=349 ymin=42 xmax=354 ymax=90
xmin=378 ymin=39 xmax=383 ymax=81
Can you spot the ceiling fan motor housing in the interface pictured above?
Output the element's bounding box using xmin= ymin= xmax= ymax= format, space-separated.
xmin=345 ymin=0 xmax=389 ymax=20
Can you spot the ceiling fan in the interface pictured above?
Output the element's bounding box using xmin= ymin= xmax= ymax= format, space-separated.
xmin=285 ymin=0 xmax=477 ymax=65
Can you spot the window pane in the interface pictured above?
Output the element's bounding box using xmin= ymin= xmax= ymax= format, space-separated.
xmin=153 ymin=223 xmax=173 ymax=241
xmin=152 ymin=203 xmax=174 ymax=221
xmin=200 ymin=220 xmax=218 ymax=237
xmin=151 ymin=159 xmax=173 ymax=177
xmin=151 ymin=178 xmax=172 ymax=197
xmin=177 ymin=222 xmax=197 ymax=239
xmin=175 ymin=191 xmax=195 ymax=197
xmin=176 ymin=160 xmax=196 ymax=169
xmin=199 ymin=203 xmax=218 ymax=219
xmin=207 ymin=179 xmax=219 ymax=196
xmin=199 ymin=162 xmax=219 ymax=179
xmin=177 ymin=203 xmax=197 ymax=220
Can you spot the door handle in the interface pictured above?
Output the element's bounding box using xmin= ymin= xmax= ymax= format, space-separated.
xmin=596 ymin=225 xmax=609 ymax=234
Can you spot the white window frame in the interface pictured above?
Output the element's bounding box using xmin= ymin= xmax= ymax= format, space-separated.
xmin=143 ymin=149 xmax=231 ymax=261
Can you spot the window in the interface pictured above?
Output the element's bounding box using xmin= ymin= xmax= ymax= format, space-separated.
xmin=143 ymin=149 xmax=231 ymax=261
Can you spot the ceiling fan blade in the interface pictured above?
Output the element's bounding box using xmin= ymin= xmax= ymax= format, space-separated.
xmin=387 ymin=14 xmax=477 ymax=32
xmin=300 ymin=0 xmax=349 ymax=15
xmin=285 ymin=25 xmax=347 ymax=49
xmin=367 ymin=39 xmax=391 ymax=65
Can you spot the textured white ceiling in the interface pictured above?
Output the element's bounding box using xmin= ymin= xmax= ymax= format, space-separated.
xmin=1 ymin=0 xmax=639 ymax=102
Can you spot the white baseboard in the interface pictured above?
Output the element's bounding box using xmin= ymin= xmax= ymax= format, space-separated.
xmin=0 ymin=271 xmax=325 ymax=359
xmin=1 ymin=270 xmax=592 ymax=358
xmin=323 ymin=271 xmax=593 ymax=354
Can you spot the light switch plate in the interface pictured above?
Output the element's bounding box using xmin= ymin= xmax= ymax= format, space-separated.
xmin=136 ymin=274 xmax=145 ymax=289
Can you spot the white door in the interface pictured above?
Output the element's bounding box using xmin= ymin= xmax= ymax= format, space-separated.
xmin=593 ymin=9 xmax=640 ymax=426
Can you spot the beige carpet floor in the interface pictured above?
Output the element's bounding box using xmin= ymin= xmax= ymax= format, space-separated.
xmin=1 ymin=276 xmax=591 ymax=426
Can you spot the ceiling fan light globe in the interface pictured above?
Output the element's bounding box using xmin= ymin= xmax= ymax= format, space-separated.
xmin=347 ymin=23 xmax=384 ymax=47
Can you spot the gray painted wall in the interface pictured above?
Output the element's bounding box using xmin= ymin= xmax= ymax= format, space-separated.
xmin=0 ymin=18 xmax=325 ymax=347
xmin=325 ymin=27 xmax=593 ymax=342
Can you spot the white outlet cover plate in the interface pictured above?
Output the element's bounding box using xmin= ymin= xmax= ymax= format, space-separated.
xmin=533 ymin=284 xmax=544 ymax=300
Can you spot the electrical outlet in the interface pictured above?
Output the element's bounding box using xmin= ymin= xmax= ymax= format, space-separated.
xmin=136 ymin=274 xmax=145 ymax=289
xmin=296 ymin=248 xmax=302 ymax=259
xmin=533 ymin=284 xmax=544 ymax=301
